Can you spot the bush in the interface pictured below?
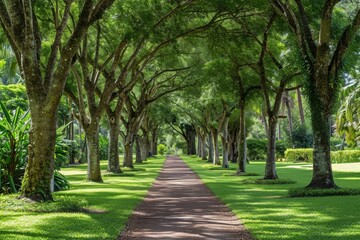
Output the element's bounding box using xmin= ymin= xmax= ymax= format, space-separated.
xmin=157 ymin=144 xmax=167 ymax=155
xmin=331 ymin=150 xmax=360 ymax=163
xmin=247 ymin=139 xmax=267 ymax=160
xmin=276 ymin=140 xmax=288 ymax=158
xmin=99 ymin=135 xmax=109 ymax=160
xmin=54 ymin=171 xmax=70 ymax=191
xmin=285 ymin=149 xmax=360 ymax=163
xmin=246 ymin=138 xmax=287 ymax=160
xmin=285 ymin=148 xmax=313 ymax=162
xmin=291 ymin=125 xmax=313 ymax=148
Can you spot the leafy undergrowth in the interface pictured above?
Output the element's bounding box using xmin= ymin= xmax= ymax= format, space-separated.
xmin=0 ymin=156 xmax=165 ymax=240
xmin=289 ymin=187 xmax=360 ymax=198
xmin=182 ymin=156 xmax=360 ymax=240
xmin=241 ymin=178 xmax=297 ymax=184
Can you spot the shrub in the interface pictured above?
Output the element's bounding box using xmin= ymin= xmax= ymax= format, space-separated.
xmin=331 ymin=150 xmax=360 ymax=163
xmin=0 ymin=102 xmax=29 ymax=193
xmin=247 ymin=139 xmax=267 ymax=160
xmin=285 ymin=148 xmax=313 ymax=162
xmin=276 ymin=140 xmax=288 ymax=158
xmin=285 ymin=149 xmax=360 ymax=163
xmin=54 ymin=171 xmax=70 ymax=191
xmin=157 ymin=144 xmax=167 ymax=155
xmin=291 ymin=125 xmax=313 ymax=148
xmin=99 ymin=135 xmax=109 ymax=160
xmin=247 ymin=138 xmax=287 ymax=160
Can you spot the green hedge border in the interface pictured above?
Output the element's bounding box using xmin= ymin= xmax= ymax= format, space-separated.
xmin=285 ymin=149 xmax=360 ymax=163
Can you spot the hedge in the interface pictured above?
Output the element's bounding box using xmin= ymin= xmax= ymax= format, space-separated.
xmin=285 ymin=149 xmax=360 ymax=163
xmin=331 ymin=150 xmax=360 ymax=163
xmin=247 ymin=139 xmax=287 ymax=160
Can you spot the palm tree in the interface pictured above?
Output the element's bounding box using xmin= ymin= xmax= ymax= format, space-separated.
xmin=336 ymin=82 xmax=360 ymax=147
xmin=0 ymin=37 xmax=20 ymax=84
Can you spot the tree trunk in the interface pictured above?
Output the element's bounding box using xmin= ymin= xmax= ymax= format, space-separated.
xmin=188 ymin=129 xmax=197 ymax=155
xmin=21 ymin=110 xmax=56 ymax=201
xmin=135 ymin=136 xmax=142 ymax=164
xmin=285 ymin=90 xmax=294 ymax=147
xmin=307 ymin=110 xmax=336 ymax=188
xmin=211 ymin=129 xmax=220 ymax=165
xmin=151 ymin=129 xmax=158 ymax=155
xmin=107 ymin=113 xmax=122 ymax=173
xmin=207 ymin=133 xmax=214 ymax=163
xmin=78 ymin=124 xmax=85 ymax=164
xmin=221 ymin=138 xmax=229 ymax=168
xmin=197 ymin=131 xmax=202 ymax=158
xmin=68 ymin=112 xmax=75 ymax=165
xmin=221 ymin=117 xmax=230 ymax=168
xmin=262 ymin=107 xmax=269 ymax=136
xmin=264 ymin=117 xmax=278 ymax=179
xmin=297 ymin=88 xmax=305 ymax=125
xmin=278 ymin=121 xmax=281 ymax=140
xmin=237 ymin=105 xmax=247 ymax=174
xmin=141 ymin=137 xmax=147 ymax=162
xmin=200 ymin=134 xmax=207 ymax=160
xmin=123 ymin=135 xmax=134 ymax=168
xmin=85 ymin=124 xmax=103 ymax=182
xmin=146 ymin=135 xmax=151 ymax=158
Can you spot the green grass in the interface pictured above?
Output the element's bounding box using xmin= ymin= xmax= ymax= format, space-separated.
xmin=182 ymin=156 xmax=360 ymax=240
xmin=0 ymin=156 xmax=165 ymax=240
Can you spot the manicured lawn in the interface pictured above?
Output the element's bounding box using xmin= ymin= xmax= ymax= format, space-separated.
xmin=182 ymin=156 xmax=360 ymax=240
xmin=0 ymin=156 xmax=165 ymax=240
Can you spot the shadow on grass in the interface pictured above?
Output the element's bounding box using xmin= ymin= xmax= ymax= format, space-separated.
xmin=181 ymin=156 xmax=360 ymax=240
xmin=0 ymin=156 xmax=167 ymax=240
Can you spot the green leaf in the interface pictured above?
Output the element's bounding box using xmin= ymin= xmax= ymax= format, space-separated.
xmin=0 ymin=101 xmax=12 ymax=125
xmin=11 ymin=107 xmax=22 ymax=129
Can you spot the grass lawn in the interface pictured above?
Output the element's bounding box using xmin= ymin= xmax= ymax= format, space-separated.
xmin=0 ymin=156 xmax=165 ymax=240
xmin=182 ymin=156 xmax=360 ymax=240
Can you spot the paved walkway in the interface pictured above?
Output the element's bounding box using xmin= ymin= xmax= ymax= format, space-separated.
xmin=119 ymin=156 xmax=253 ymax=240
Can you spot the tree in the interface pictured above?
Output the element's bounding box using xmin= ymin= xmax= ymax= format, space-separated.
xmin=270 ymin=0 xmax=360 ymax=188
xmin=336 ymin=81 xmax=360 ymax=147
xmin=0 ymin=0 xmax=114 ymax=201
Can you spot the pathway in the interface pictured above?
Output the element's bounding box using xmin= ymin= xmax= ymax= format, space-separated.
xmin=119 ymin=156 xmax=252 ymax=240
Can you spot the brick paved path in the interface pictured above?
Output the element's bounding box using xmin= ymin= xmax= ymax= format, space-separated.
xmin=119 ymin=156 xmax=253 ymax=240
